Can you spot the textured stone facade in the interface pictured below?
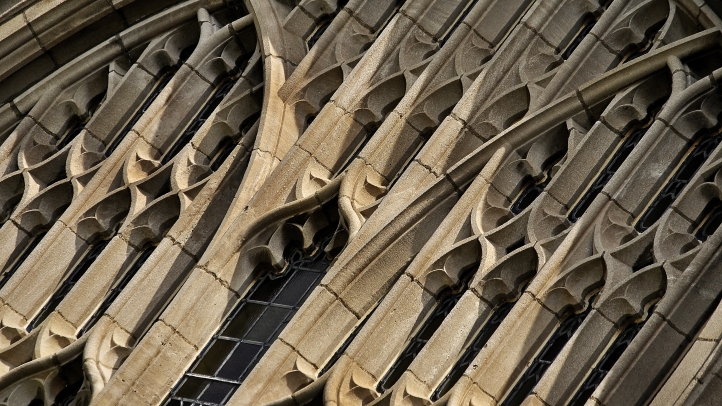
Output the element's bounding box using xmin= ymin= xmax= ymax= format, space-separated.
xmin=0 ymin=0 xmax=721 ymax=405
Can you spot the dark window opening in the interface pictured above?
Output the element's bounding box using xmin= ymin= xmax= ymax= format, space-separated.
xmin=161 ymin=78 xmax=238 ymax=165
xmin=636 ymin=125 xmax=722 ymax=232
xmin=631 ymin=244 xmax=655 ymax=272
xmin=164 ymin=228 xmax=337 ymax=406
xmin=78 ymin=244 xmax=156 ymax=336
xmin=562 ymin=17 xmax=597 ymax=60
xmin=0 ymin=230 xmax=47 ymax=290
xmin=505 ymin=238 xmax=526 ymax=254
xmin=307 ymin=19 xmax=332 ymax=51
xmin=377 ymin=271 xmax=474 ymax=393
xmin=684 ymin=49 xmax=722 ymax=81
xmin=568 ymin=306 xmax=654 ymax=406
xmin=695 ymin=198 xmax=722 ymax=242
xmin=105 ymin=71 xmax=175 ymax=157
xmin=27 ymin=236 xmax=114 ymax=332
xmin=569 ymin=102 xmax=663 ymax=223
xmin=501 ymin=296 xmax=596 ymax=406
xmin=510 ymin=150 xmax=566 ymax=215
xmin=440 ymin=0 xmax=480 ymax=44
xmin=432 ymin=300 xmax=516 ymax=400
xmin=56 ymin=92 xmax=106 ymax=151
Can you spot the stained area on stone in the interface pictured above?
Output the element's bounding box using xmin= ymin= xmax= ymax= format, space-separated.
xmin=501 ymin=296 xmax=596 ymax=406
xmin=432 ymin=299 xmax=516 ymax=400
xmin=377 ymin=271 xmax=474 ymax=393
xmin=568 ymin=306 xmax=654 ymax=406
xmin=636 ymin=124 xmax=722 ymax=232
xmin=27 ymin=236 xmax=113 ymax=332
xmin=165 ymin=232 xmax=335 ymax=406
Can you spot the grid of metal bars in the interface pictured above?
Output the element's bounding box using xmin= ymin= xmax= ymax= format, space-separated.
xmin=165 ymin=235 xmax=334 ymax=406
xmin=501 ymin=296 xmax=596 ymax=406
xmin=569 ymin=103 xmax=663 ymax=222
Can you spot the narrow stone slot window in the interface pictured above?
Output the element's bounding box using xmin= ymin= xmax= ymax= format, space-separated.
xmin=164 ymin=231 xmax=336 ymax=406
xmin=306 ymin=0 xmax=349 ymax=51
xmin=569 ymin=104 xmax=662 ymax=222
xmin=0 ymin=230 xmax=47 ymax=289
xmin=636 ymin=125 xmax=722 ymax=232
xmin=105 ymin=71 xmax=175 ymax=157
xmin=161 ymin=78 xmax=238 ymax=165
xmin=440 ymin=0 xmax=480 ymax=44
xmin=568 ymin=307 xmax=654 ymax=406
xmin=431 ymin=300 xmax=516 ymax=400
xmin=78 ymin=244 xmax=156 ymax=336
xmin=561 ymin=17 xmax=597 ymax=60
xmin=500 ymin=296 xmax=595 ymax=406
xmin=55 ymin=92 xmax=106 ymax=151
xmin=376 ymin=272 xmax=473 ymax=393
xmin=694 ymin=198 xmax=722 ymax=242
xmin=318 ymin=303 xmax=378 ymax=377
xmin=510 ymin=150 xmax=566 ymax=215
xmin=27 ymin=236 xmax=114 ymax=332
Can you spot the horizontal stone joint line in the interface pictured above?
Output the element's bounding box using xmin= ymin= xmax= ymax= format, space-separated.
xmin=397 ymin=9 xmax=440 ymax=43
xmin=409 ymin=271 xmax=439 ymax=299
xmin=278 ymin=337 xmax=321 ymax=369
xmin=183 ymin=62 xmax=215 ymax=86
xmin=318 ymin=283 xmax=363 ymax=319
xmin=157 ymin=319 xmax=198 ymax=350
xmin=654 ymin=310 xmax=693 ymax=341
xmin=196 ymin=264 xmax=240 ymax=298
xmin=590 ymin=32 xmax=619 ymax=56
xmin=532 ymin=392 xmax=553 ymax=406
xmin=346 ymin=8 xmax=376 ymax=33
xmin=28 ymin=114 xmax=59 ymax=138
xmin=22 ymin=12 xmax=59 ymax=67
xmin=522 ymin=21 xmax=558 ymax=53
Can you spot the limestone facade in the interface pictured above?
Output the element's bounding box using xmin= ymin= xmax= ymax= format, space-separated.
xmin=0 ymin=0 xmax=721 ymax=405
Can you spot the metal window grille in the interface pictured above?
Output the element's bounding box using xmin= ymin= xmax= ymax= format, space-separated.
xmin=164 ymin=234 xmax=335 ymax=406
xmin=569 ymin=104 xmax=663 ymax=222
xmin=0 ymin=230 xmax=47 ymax=289
xmin=568 ymin=314 xmax=649 ymax=406
xmin=501 ymin=296 xmax=595 ymax=406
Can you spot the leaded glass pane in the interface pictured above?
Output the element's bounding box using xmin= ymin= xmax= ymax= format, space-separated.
xmin=165 ymin=230 xmax=335 ymax=405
